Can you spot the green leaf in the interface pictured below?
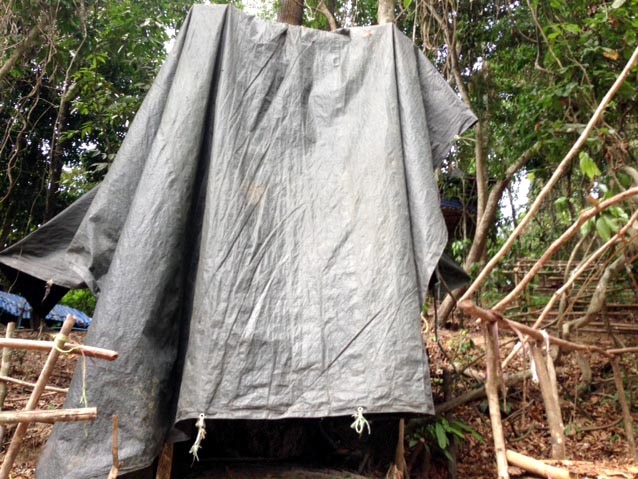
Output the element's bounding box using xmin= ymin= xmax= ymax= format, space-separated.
xmin=603 ymin=214 xmax=620 ymax=234
xmin=581 ymin=218 xmax=595 ymax=237
xmin=554 ymin=196 xmax=569 ymax=211
xmin=403 ymin=0 xmax=413 ymax=8
xmin=434 ymin=423 xmax=449 ymax=450
xmin=579 ymin=152 xmax=601 ymax=179
xmin=563 ymin=24 xmax=581 ymax=34
xmin=596 ymin=216 xmax=612 ymax=241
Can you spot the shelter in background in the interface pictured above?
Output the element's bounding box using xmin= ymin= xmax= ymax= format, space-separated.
xmin=0 ymin=290 xmax=91 ymax=329
xmin=0 ymin=6 xmax=476 ymax=478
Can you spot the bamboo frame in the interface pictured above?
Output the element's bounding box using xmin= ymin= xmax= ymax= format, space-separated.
xmin=0 ymin=407 xmax=96 ymax=424
xmin=0 ymin=315 xmax=118 ymax=478
xmin=0 ymin=338 xmax=118 ymax=361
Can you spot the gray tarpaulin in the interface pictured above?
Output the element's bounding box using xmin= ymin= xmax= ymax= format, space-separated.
xmin=0 ymin=5 xmax=476 ymax=478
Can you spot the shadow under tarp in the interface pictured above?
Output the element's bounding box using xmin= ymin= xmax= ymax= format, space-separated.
xmin=0 ymin=5 xmax=475 ymax=478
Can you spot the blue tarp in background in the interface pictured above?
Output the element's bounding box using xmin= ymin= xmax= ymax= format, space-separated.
xmin=0 ymin=291 xmax=91 ymax=329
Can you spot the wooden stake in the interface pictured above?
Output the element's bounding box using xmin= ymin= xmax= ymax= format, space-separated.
xmin=506 ymin=449 xmax=572 ymax=479
xmin=156 ymin=442 xmax=174 ymax=479
xmin=0 ymin=314 xmax=76 ymax=479
xmin=0 ymin=338 xmax=118 ymax=361
xmin=610 ymin=358 xmax=638 ymax=462
xmin=0 ymin=322 xmax=16 ymax=446
xmin=0 ymin=407 xmax=96 ymax=424
xmin=483 ymin=321 xmax=509 ymax=479
xmin=530 ymin=344 xmax=566 ymax=460
xmin=108 ymin=415 xmax=121 ymax=479
xmin=0 ymin=323 xmax=16 ymax=408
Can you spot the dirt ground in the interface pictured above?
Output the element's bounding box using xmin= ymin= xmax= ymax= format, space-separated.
xmin=1 ymin=320 xmax=638 ymax=479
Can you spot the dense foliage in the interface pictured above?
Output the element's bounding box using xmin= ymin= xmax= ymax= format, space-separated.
xmin=0 ymin=0 xmax=193 ymax=245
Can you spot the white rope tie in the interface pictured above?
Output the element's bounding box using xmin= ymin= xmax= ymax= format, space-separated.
xmin=350 ymin=407 xmax=371 ymax=435
xmin=189 ymin=413 xmax=206 ymax=462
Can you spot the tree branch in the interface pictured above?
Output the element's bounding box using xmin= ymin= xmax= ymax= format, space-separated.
xmin=459 ymin=44 xmax=638 ymax=305
xmin=0 ymin=14 xmax=49 ymax=84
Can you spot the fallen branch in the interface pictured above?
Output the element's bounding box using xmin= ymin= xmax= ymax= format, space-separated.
xmin=435 ymin=369 xmax=535 ymax=415
xmin=0 ymin=407 xmax=96 ymax=424
xmin=505 ymin=449 xmax=572 ymax=479
xmin=0 ymin=338 xmax=118 ymax=361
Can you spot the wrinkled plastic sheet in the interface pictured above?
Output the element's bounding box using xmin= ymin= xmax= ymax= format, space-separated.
xmin=0 ymin=5 xmax=475 ymax=478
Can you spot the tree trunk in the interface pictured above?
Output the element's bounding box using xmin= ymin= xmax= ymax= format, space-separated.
xmin=277 ymin=0 xmax=304 ymax=26
xmin=377 ymin=0 xmax=395 ymax=24
xmin=44 ymin=82 xmax=78 ymax=220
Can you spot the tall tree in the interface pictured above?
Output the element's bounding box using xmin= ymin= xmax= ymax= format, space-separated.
xmin=0 ymin=0 xmax=192 ymax=246
xmin=277 ymin=0 xmax=305 ymax=25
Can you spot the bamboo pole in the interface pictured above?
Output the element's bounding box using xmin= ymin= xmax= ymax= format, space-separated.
xmin=0 ymin=323 xmax=16 ymax=407
xmin=0 ymin=315 xmax=76 ymax=479
xmin=483 ymin=320 xmax=509 ymax=479
xmin=0 ymin=338 xmax=118 ymax=361
xmin=0 ymin=407 xmax=96 ymax=424
xmin=0 ymin=374 xmax=67 ymax=393
xmin=610 ymin=358 xmax=638 ymax=462
xmin=505 ymin=450 xmax=572 ymax=479
xmin=0 ymin=322 xmax=16 ymax=446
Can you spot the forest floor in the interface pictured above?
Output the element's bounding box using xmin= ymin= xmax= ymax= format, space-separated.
xmin=1 ymin=316 xmax=638 ymax=479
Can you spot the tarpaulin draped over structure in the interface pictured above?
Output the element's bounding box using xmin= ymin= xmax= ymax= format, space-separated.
xmin=0 ymin=5 xmax=476 ymax=477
